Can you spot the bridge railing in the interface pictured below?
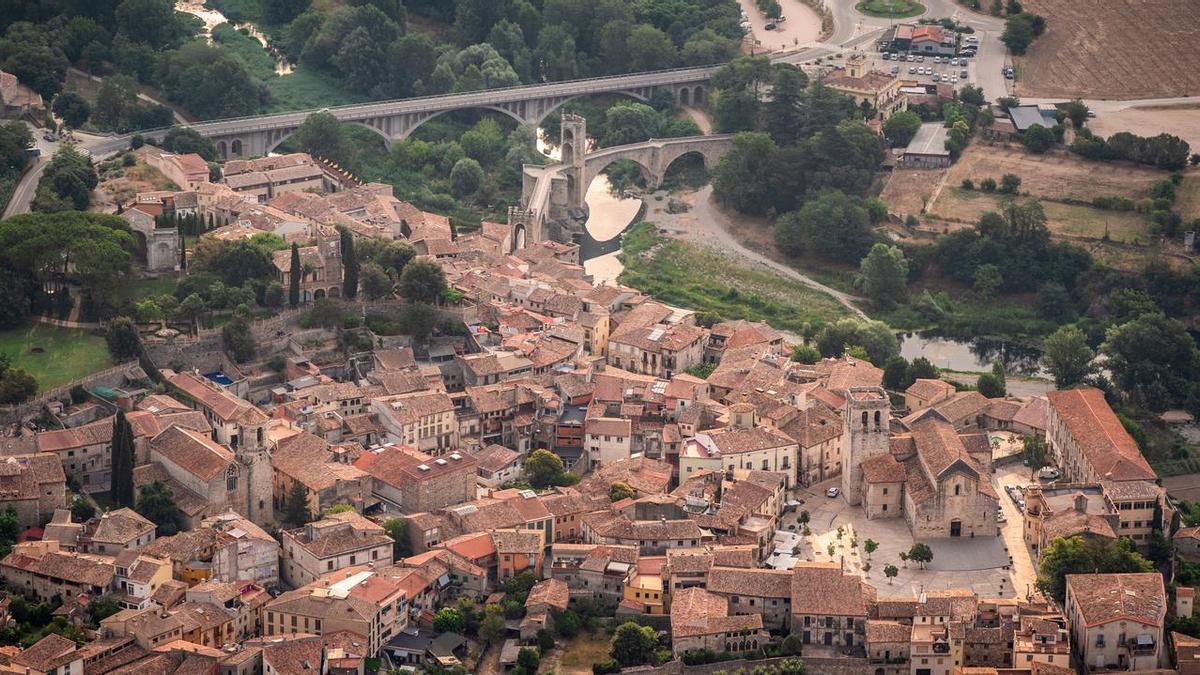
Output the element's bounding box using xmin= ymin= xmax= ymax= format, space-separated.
xmin=101 ymin=64 xmax=726 ymax=142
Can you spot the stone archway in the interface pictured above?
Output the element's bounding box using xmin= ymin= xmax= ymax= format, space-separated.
xmin=216 ymin=140 xmax=227 ymax=159
xmin=230 ymin=139 xmax=243 ymax=157
xmin=314 ymin=289 xmax=326 ymax=300
xmin=512 ymin=223 xmax=527 ymax=253
xmin=679 ymin=87 xmax=691 ymax=106
xmin=693 ymin=86 xmax=705 ymax=104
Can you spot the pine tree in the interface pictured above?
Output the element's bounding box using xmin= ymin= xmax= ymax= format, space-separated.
xmin=283 ymin=481 xmax=311 ymax=526
xmin=288 ymin=242 xmax=301 ymax=307
xmin=110 ymin=411 xmax=135 ymax=507
xmin=340 ymin=227 xmax=358 ymax=299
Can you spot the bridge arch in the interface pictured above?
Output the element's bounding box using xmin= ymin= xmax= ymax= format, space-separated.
xmin=530 ymin=89 xmax=654 ymax=129
xmin=583 ymin=155 xmax=655 ymax=192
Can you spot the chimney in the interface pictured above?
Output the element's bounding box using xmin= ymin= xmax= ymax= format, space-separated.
xmin=1073 ymin=494 xmax=1087 ymax=513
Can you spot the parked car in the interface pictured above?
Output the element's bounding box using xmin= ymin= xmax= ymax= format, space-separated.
xmin=891 ymin=66 xmax=900 ymax=74
xmin=997 ymin=512 xmax=1007 ymax=523
xmin=949 ymin=76 xmax=958 ymax=84
xmin=882 ymin=52 xmax=890 ymax=60
xmin=777 ymin=15 xmax=787 ymax=21
xmin=950 ymin=58 xmax=959 ymax=66
xmin=1005 ymin=71 xmax=1015 ymax=79
xmin=906 ymin=53 xmax=915 ymax=61
xmin=932 ymin=73 xmax=941 ymax=82
xmin=909 ymin=66 xmax=917 ymax=74
xmin=765 ymin=23 xmax=776 ymax=30
xmin=1039 ymin=467 xmax=1061 ymax=480
xmin=1087 ymin=110 xmax=1097 ymax=118
xmin=916 ymin=55 xmax=925 ymax=62
xmin=961 ymin=68 xmax=968 ymax=78
xmin=826 ymin=487 xmax=841 ymax=498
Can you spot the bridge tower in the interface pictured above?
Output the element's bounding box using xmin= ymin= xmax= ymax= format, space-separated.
xmin=561 ymin=114 xmax=587 ymax=210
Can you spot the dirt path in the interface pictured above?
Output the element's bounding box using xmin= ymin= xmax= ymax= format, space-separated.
xmin=646 ymin=185 xmax=869 ymax=320
xmin=681 ymin=106 xmax=713 ymax=134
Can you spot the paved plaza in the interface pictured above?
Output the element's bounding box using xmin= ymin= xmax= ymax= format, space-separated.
xmin=781 ymin=463 xmax=1039 ymax=600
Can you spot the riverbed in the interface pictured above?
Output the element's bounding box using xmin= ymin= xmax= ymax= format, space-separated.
xmin=536 ymin=132 xmax=643 ymax=284
xmin=899 ymin=332 xmax=1047 ymax=377
xmin=175 ymin=0 xmax=293 ymax=75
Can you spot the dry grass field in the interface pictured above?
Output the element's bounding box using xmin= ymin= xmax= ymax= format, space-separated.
xmin=1013 ymin=0 xmax=1200 ymax=99
xmin=1087 ymin=104 xmax=1200 ymax=156
xmin=880 ymin=167 xmax=947 ymax=217
xmin=927 ymin=187 xmax=1150 ymax=243
xmin=947 ymin=146 xmax=1166 ymax=203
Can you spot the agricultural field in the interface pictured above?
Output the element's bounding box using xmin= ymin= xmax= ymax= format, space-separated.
xmin=1087 ymin=104 xmax=1200 ymax=161
xmin=1014 ymin=0 xmax=1200 ymax=99
xmin=927 ymin=187 xmax=1150 ymax=243
xmin=947 ymin=145 xmax=1167 ymax=204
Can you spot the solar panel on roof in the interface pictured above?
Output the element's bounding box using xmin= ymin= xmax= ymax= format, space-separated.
xmin=647 ymin=328 xmax=665 ymax=341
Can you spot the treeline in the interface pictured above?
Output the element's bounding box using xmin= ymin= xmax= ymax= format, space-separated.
xmin=0 ymin=0 xmax=266 ymax=128
xmin=1069 ymin=129 xmax=1191 ymax=171
xmin=0 ymin=212 xmax=135 ymax=327
xmin=272 ymin=0 xmax=742 ymax=101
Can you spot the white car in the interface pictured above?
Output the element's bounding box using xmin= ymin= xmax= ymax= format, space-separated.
xmin=949 ymin=76 xmax=958 ymax=84
xmin=826 ymin=487 xmax=841 ymax=498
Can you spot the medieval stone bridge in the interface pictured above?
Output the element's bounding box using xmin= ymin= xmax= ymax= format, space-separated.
xmin=106 ymin=67 xmax=718 ymax=159
xmin=508 ymin=115 xmax=734 ymax=248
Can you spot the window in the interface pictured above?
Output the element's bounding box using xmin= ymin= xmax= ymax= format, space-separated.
xmin=327 ymin=561 xmax=334 ymax=571
xmin=954 ymin=484 xmax=961 ymax=496
xmin=226 ymin=465 xmax=238 ymax=492
xmin=349 ymin=555 xmax=356 ymax=565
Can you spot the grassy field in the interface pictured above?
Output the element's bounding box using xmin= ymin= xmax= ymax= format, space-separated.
xmin=617 ymin=222 xmax=851 ymax=332
xmin=552 ymin=632 xmax=613 ymax=675
xmin=210 ymin=22 xmax=368 ymax=113
xmin=948 ymin=146 xmax=1167 ymax=204
xmin=929 ymin=187 xmax=1150 ymax=243
xmin=213 ymin=23 xmax=277 ymax=80
xmin=0 ymin=323 xmax=115 ymax=392
xmin=114 ymin=277 xmax=179 ymax=305
xmin=855 ymin=0 xmax=925 ymax=17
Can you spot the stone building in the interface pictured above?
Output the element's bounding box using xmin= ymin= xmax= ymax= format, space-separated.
xmin=1064 ymin=573 xmax=1166 ymax=671
xmin=271 ymin=226 xmax=343 ymax=303
xmin=670 ymin=587 xmax=767 ymax=658
xmin=280 ymin=511 xmax=393 ymax=588
xmin=823 ymin=53 xmax=907 ymax=121
xmin=147 ymin=426 xmax=249 ymax=522
xmin=353 ymin=445 xmax=476 ymax=515
xmin=0 ymin=454 xmax=66 ymax=529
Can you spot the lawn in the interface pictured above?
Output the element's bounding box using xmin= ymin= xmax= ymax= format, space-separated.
xmin=0 ymin=323 xmax=115 ymax=392
xmin=114 ymin=277 xmax=179 ymax=305
xmin=856 ymin=0 xmax=926 ymax=18
xmin=617 ymin=222 xmax=851 ymax=333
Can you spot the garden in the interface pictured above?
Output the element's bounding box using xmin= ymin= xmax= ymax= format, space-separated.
xmin=856 ymin=0 xmax=926 ymax=17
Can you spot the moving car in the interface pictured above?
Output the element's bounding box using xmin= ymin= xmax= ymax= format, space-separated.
xmin=826 ymin=487 xmax=841 ymax=498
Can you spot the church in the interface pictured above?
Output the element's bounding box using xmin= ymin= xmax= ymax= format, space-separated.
xmin=841 ymin=387 xmax=1000 ymax=539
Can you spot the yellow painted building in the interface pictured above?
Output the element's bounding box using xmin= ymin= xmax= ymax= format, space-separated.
xmin=624 ymin=572 xmax=665 ymax=615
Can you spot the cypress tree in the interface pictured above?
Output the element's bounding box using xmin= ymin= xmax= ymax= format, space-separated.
xmin=340 ymin=227 xmax=358 ymax=299
xmin=283 ymin=481 xmax=311 ymax=526
xmin=288 ymin=242 xmax=301 ymax=307
xmin=110 ymin=411 xmax=135 ymax=508
xmin=179 ymin=235 xmax=186 ymax=271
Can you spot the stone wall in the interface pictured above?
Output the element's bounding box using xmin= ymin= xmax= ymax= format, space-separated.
xmin=633 ymin=655 xmax=868 ymax=675
xmin=0 ymin=361 xmax=142 ymax=426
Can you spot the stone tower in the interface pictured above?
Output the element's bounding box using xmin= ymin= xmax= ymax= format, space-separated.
xmin=847 ymin=52 xmax=867 ymax=79
xmin=236 ymin=446 xmax=274 ymax=526
xmin=316 ymin=225 xmax=343 ymax=293
xmin=561 ymin=113 xmax=587 ymax=210
xmin=841 ymin=386 xmax=891 ymax=506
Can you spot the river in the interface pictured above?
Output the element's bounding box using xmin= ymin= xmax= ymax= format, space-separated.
xmin=899 ymin=332 xmax=1047 ymax=377
xmin=175 ymin=0 xmax=293 ymax=75
xmin=536 ymin=132 xmax=642 ymax=285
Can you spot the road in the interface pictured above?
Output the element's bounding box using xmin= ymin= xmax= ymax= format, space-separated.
xmin=1 ymin=123 xmax=65 ymax=219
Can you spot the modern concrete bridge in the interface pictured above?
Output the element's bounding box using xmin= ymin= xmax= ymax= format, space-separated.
xmin=127 ymin=67 xmax=718 ymax=159
xmin=508 ymin=114 xmax=734 ymax=248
